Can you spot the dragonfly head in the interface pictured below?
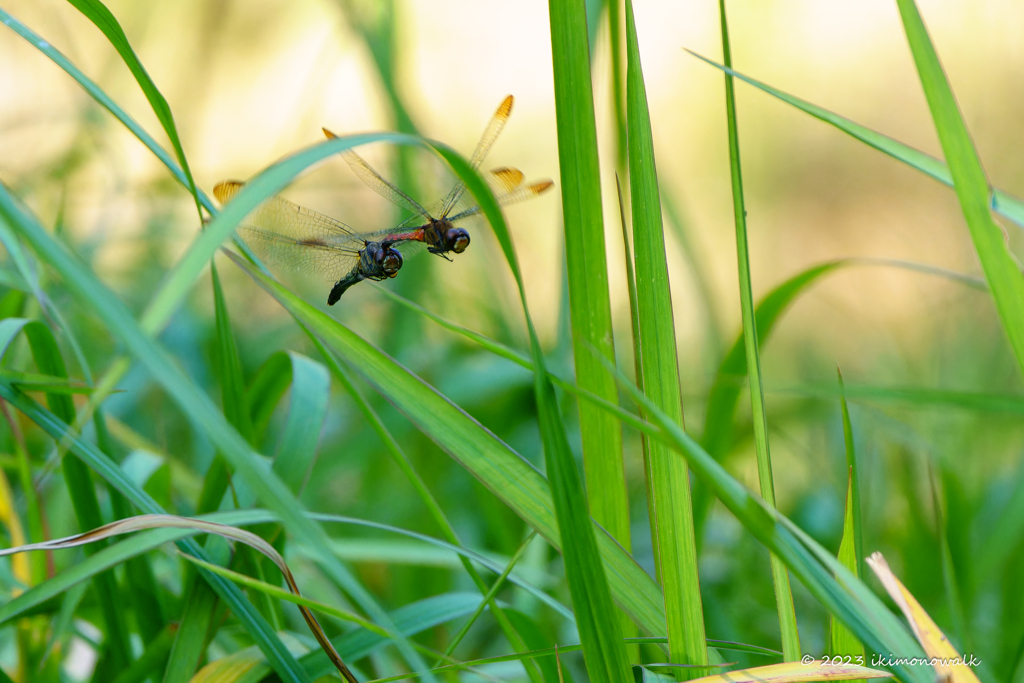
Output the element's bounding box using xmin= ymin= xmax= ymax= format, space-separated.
xmin=380 ymin=247 xmax=403 ymax=278
xmin=445 ymin=227 xmax=470 ymax=254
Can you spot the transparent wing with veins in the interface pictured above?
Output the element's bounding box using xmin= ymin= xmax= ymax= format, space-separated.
xmin=439 ymin=95 xmax=514 ymax=218
xmin=213 ymin=181 xmax=366 ymax=282
xmin=322 ymin=129 xmax=432 ymax=220
xmin=446 ymin=167 xmax=554 ymax=223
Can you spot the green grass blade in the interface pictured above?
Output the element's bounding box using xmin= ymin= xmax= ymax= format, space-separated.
xmin=624 ymin=0 xmax=706 ymax=674
xmin=603 ymin=363 xmax=932 ymax=683
xmin=247 ymin=352 xmax=297 ymax=437
xmin=287 ymin=593 xmax=492 ymax=683
xmin=15 ymin=319 xmax=134 ymax=672
xmin=773 ymin=381 xmax=1024 ymax=414
xmin=830 ymin=370 xmax=863 ymax=658
xmin=716 ymin=0 xmax=799 ymax=660
xmin=322 ymin=348 xmax=545 ymax=683
xmin=163 ymin=569 xmax=222 ymax=683
xmin=224 ymin=252 xmax=668 ymax=639
xmin=607 ymin=0 xmax=627 ymax=173
xmin=441 ymin=531 xmax=537 ymax=658
xmin=548 ymin=0 xmax=630 ymax=558
xmin=930 ymin=473 xmax=969 ymax=654
xmin=212 ymin=263 xmax=255 ymax=445
xmin=65 ymin=0 xmax=202 ymax=219
xmin=894 ymin=0 xmax=1024 ymax=378
xmin=696 ymin=261 xmax=845 ymax=533
xmin=0 ymin=155 xmax=436 ymax=680
xmin=110 ymin=625 xmax=176 ymax=683
xmin=683 ymin=50 xmax=1024 ymax=231
xmin=269 ymin=352 xmax=330 ymax=494
xmin=0 ymin=385 xmax=311 ymax=683
xmin=433 ymin=132 xmax=631 ymax=681
xmin=0 ymin=8 xmax=213 ymax=211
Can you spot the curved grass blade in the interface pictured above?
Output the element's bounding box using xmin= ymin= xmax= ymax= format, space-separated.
xmin=625 ymin=0 xmax=706 ymax=674
xmin=0 ymin=168 xmax=435 ymax=682
xmin=65 ymin=0 xmax=203 ymax=219
xmin=0 ymin=514 xmax=361 ymax=682
xmin=224 ymin=251 xmax=668 ymax=639
xmin=894 ymin=0 xmax=1024 ymax=379
xmin=682 ymin=51 xmax=1024 ymax=230
xmin=141 ymin=131 xmax=412 ymax=336
xmin=716 ymin=0 xmax=798 ymax=659
xmin=0 ymin=384 xmax=311 ymax=683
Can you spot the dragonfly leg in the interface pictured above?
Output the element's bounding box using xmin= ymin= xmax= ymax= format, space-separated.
xmin=427 ymin=247 xmax=454 ymax=261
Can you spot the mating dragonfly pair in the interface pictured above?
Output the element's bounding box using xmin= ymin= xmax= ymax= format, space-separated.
xmin=214 ymin=96 xmax=553 ymax=305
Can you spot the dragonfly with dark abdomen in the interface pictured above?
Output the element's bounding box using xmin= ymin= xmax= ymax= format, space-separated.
xmin=323 ymin=95 xmax=553 ymax=260
xmin=213 ymin=180 xmax=404 ymax=305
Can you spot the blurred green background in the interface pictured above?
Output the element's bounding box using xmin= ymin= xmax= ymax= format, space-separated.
xmin=1 ymin=0 xmax=1023 ymax=680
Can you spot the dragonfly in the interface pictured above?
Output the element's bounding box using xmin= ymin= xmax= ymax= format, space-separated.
xmin=213 ymin=180 xmax=405 ymax=305
xmin=322 ymin=94 xmax=553 ymax=260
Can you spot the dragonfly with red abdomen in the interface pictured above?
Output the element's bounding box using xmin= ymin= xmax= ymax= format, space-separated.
xmin=323 ymin=95 xmax=553 ymax=260
xmin=213 ymin=180 xmax=404 ymax=305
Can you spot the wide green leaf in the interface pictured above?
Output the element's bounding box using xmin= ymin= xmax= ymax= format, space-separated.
xmin=548 ymin=0 xmax=629 ymax=562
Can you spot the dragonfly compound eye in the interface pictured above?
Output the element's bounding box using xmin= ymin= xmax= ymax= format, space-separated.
xmin=381 ymin=248 xmax=403 ymax=277
xmin=446 ymin=227 xmax=470 ymax=254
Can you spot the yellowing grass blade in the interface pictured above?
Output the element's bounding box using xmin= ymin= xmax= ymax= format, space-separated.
xmin=190 ymin=648 xmax=264 ymax=683
xmin=866 ymin=552 xmax=981 ymax=683
xmin=677 ymin=661 xmax=890 ymax=683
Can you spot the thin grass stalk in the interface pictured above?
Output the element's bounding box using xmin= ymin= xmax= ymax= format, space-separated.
xmin=608 ymin=0 xmax=627 ymax=173
xmin=547 ymin=0 xmax=630 ymax=558
xmin=716 ymin=0 xmax=800 ymax=660
xmin=624 ymin=0 xmax=707 ymax=676
xmin=684 ymin=50 xmax=1024 ymax=231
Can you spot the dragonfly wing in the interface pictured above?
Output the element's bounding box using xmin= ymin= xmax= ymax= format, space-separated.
xmin=438 ymin=167 xmax=525 ymax=222
xmin=321 ymin=129 xmax=432 ymax=219
xmin=440 ymin=95 xmax=514 ymax=217
xmin=447 ymin=178 xmax=554 ymax=223
xmin=214 ymin=181 xmax=364 ymax=281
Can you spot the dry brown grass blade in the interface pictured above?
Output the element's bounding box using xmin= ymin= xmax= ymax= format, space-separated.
xmin=0 ymin=513 xmax=359 ymax=683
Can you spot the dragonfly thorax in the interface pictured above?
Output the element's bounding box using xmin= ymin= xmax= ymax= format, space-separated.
xmin=428 ymin=218 xmax=470 ymax=255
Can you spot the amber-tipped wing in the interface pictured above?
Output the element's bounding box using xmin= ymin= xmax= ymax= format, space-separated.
xmin=214 ymin=180 xmax=366 ymax=281
xmin=322 ymin=129 xmax=431 ymax=220
xmin=440 ymin=95 xmax=515 ymax=218
xmin=447 ymin=178 xmax=554 ymax=223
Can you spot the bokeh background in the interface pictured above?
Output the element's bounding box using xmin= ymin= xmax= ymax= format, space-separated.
xmin=2 ymin=0 xmax=1023 ymax=678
